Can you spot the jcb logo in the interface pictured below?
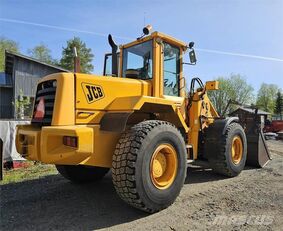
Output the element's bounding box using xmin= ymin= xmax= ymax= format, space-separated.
xmin=82 ymin=83 xmax=105 ymax=103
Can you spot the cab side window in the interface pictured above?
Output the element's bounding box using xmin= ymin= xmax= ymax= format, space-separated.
xmin=103 ymin=53 xmax=120 ymax=76
xmin=163 ymin=43 xmax=180 ymax=96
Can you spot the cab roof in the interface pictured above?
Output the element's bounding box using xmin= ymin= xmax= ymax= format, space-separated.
xmin=121 ymin=31 xmax=188 ymax=51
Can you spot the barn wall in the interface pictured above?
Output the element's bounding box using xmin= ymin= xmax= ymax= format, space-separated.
xmin=0 ymin=87 xmax=13 ymax=118
xmin=0 ymin=52 xmax=68 ymax=119
xmin=14 ymin=57 xmax=64 ymax=99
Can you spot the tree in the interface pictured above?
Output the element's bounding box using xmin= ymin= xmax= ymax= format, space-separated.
xmin=274 ymin=90 xmax=283 ymax=119
xmin=12 ymin=90 xmax=31 ymax=119
xmin=28 ymin=43 xmax=56 ymax=64
xmin=60 ymin=37 xmax=94 ymax=73
xmin=0 ymin=37 xmax=19 ymax=71
xmin=256 ymin=83 xmax=278 ymax=113
xmin=208 ymin=74 xmax=254 ymax=115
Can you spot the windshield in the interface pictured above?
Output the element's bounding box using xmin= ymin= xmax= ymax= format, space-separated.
xmin=122 ymin=40 xmax=153 ymax=79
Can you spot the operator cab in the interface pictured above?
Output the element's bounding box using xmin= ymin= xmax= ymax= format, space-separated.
xmin=103 ymin=27 xmax=196 ymax=99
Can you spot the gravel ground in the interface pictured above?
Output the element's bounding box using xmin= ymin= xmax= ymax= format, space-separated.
xmin=1 ymin=140 xmax=282 ymax=231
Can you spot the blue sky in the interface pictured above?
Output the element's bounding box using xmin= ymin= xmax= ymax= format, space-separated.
xmin=0 ymin=0 xmax=283 ymax=92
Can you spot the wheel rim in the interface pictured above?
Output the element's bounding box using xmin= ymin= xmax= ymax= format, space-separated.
xmin=231 ymin=136 xmax=243 ymax=165
xmin=150 ymin=144 xmax=178 ymax=189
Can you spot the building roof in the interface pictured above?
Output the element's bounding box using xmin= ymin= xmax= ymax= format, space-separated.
xmin=5 ymin=50 xmax=70 ymax=72
xmin=230 ymin=107 xmax=271 ymax=115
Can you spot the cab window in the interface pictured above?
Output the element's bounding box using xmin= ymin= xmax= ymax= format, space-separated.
xmin=163 ymin=43 xmax=180 ymax=96
xmin=103 ymin=53 xmax=120 ymax=76
xmin=122 ymin=40 xmax=153 ymax=80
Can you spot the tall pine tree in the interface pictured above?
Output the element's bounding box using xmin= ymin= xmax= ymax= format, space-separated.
xmin=60 ymin=37 xmax=94 ymax=73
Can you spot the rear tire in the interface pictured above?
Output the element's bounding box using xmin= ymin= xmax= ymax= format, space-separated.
xmin=206 ymin=123 xmax=247 ymax=177
xmin=56 ymin=165 xmax=109 ymax=183
xmin=112 ymin=120 xmax=187 ymax=213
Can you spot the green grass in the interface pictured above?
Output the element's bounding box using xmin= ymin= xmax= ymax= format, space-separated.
xmin=1 ymin=162 xmax=58 ymax=185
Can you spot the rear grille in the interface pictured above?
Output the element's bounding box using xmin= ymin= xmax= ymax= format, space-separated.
xmin=31 ymin=80 xmax=57 ymax=126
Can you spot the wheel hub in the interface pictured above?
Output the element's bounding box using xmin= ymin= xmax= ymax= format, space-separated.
xmin=231 ymin=136 xmax=243 ymax=165
xmin=150 ymin=144 xmax=178 ymax=189
xmin=152 ymin=152 xmax=167 ymax=178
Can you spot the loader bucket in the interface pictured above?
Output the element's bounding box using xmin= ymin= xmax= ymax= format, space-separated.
xmin=246 ymin=130 xmax=271 ymax=168
xmin=245 ymin=117 xmax=271 ymax=168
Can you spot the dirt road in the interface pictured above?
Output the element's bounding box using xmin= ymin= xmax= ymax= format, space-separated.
xmin=1 ymin=140 xmax=282 ymax=230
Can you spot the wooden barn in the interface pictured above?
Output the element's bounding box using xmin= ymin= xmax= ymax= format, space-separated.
xmin=0 ymin=51 xmax=69 ymax=119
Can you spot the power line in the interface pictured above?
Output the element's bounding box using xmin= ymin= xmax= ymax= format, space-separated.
xmin=0 ymin=18 xmax=132 ymax=40
xmin=196 ymin=48 xmax=283 ymax=62
xmin=1 ymin=17 xmax=283 ymax=62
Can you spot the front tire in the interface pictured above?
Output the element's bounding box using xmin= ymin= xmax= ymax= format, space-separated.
xmin=112 ymin=120 xmax=187 ymax=213
xmin=56 ymin=165 xmax=109 ymax=183
xmin=206 ymin=122 xmax=247 ymax=177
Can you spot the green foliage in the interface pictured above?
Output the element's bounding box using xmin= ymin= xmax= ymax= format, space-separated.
xmin=274 ymin=90 xmax=283 ymax=119
xmin=0 ymin=37 xmax=19 ymax=71
xmin=13 ymin=90 xmax=32 ymax=119
xmin=0 ymin=161 xmax=57 ymax=185
xmin=28 ymin=43 xmax=57 ymax=65
xmin=256 ymin=83 xmax=278 ymax=113
xmin=60 ymin=37 xmax=94 ymax=73
xmin=208 ymin=74 xmax=254 ymax=115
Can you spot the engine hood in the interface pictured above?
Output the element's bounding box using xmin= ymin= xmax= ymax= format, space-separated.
xmin=75 ymin=73 xmax=152 ymax=111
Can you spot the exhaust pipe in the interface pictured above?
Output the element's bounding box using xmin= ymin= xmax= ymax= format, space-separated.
xmin=108 ymin=34 xmax=118 ymax=77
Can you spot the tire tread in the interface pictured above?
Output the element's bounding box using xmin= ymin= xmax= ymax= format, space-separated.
xmin=206 ymin=122 xmax=246 ymax=177
xmin=112 ymin=120 xmax=183 ymax=213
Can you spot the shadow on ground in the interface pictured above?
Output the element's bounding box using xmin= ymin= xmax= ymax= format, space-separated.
xmin=185 ymin=164 xmax=225 ymax=184
xmin=1 ymin=163 xmax=248 ymax=231
xmin=1 ymin=173 xmax=144 ymax=230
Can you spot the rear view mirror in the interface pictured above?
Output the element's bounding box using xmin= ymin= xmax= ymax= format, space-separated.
xmin=183 ymin=42 xmax=197 ymax=66
xmin=189 ymin=50 xmax=197 ymax=64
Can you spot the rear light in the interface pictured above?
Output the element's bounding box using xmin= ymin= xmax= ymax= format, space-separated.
xmin=63 ymin=136 xmax=78 ymax=148
xmin=33 ymin=97 xmax=45 ymax=120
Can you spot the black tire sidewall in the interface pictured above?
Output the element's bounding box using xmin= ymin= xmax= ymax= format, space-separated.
xmin=225 ymin=124 xmax=247 ymax=175
xmin=135 ymin=125 xmax=186 ymax=209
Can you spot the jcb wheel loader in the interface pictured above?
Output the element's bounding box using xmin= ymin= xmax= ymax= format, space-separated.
xmin=16 ymin=26 xmax=270 ymax=213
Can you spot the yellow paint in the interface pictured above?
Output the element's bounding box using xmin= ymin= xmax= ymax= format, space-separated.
xmin=150 ymin=143 xmax=178 ymax=189
xmin=75 ymin=110 xmax=105 ymax=124
xmin=16 ymin=30 xmax=221 ymax=168
xmin=188 ymin=90 xmax=219 ymax=159
xmin=75 ymin=74 xmax=152 ymax=110
xmin=16 ymin=124 xmax=120 ymax=168
xmin=205 ymin=81 xmax=219 ymax=90
xmin=231 ymin=136 xmax=243 ymax=165
xmin=153 ymin=37 xmax=161 ymax=97
xmin=121 ymin=31 xmax=187 ymax=50
xmin=16 ymin=125 xmax=41 ymax=161
xmin=38 ymin=73 xmax=75 ymax=125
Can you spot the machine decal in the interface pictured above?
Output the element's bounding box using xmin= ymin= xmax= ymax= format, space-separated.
xmin=82 ymin=82 xmax=105 ymax=103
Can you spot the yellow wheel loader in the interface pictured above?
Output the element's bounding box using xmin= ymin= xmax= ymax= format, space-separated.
xmin=15 ymin=26 xmax=270 ymax=213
